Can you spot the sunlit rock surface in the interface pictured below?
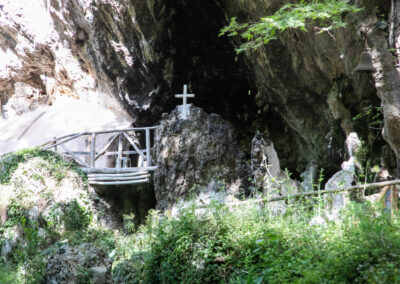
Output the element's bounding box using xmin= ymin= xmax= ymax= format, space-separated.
xmin=0 ymin=0 xmax=133 ymax=154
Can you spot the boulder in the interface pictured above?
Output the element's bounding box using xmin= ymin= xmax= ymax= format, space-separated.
xmin=44 ymin=243 xmax=112 ymax=284
xmin=153 ymin=106 xmax=247 ymax=210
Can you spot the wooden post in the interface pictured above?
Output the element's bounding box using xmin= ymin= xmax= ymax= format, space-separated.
xmin=391 ymin=185 xmax=399 ymax=214
xmin=53 ymin=137 xmax=58 ymax=152
xmin=85 ymin=136 xmax=91 ymax=165
xmin=90 ymin=133 xmax=96 ymax=168
xmin=116 ymin=132 xmax=123 ymax=169
xmin=146 ymin=128 xmax=151 ymax=167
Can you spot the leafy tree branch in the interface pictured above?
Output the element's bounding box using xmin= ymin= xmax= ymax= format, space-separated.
xmin=219 ymin=0 xmax=362 ymax=53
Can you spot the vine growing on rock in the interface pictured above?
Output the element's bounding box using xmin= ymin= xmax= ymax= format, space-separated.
xmin=220 ymin=0 xmax=362 ymax=53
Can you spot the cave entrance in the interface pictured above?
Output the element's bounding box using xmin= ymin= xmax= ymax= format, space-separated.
xmin=93 ymin=183 xmax=157 ymax=228
xmin=157 ymin=0 xmax=259 ymax=149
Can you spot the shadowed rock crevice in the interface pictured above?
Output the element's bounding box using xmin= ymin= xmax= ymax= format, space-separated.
xmin=92 ymin=183 xmax=157 ymax=227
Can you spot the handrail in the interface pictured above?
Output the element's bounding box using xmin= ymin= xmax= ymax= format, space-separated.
xmin=41 ymin=126 xmax=158 ymax=170
xmin=91 ymin=126 xmax=157 ymax=134
xmin=40 ymin=126 xmax=157 ymax=147
xmin=40 ymin=132 xmax=83 ymax=147
xmin=197 ymin=179 xmax=400 ymax=208
xmin=43 ymin=133 xmax=85 ymax=150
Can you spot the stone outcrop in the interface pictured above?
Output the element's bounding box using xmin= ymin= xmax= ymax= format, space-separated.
xmin=45 ymin=243 xmax=112 ymax=284
xmin=0 ymin=152 xmax=119 ymax=260
xmin=153 ymin=106 xmax=247 ymax=210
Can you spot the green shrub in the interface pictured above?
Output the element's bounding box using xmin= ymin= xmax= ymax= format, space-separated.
xmin=0 ymin=264 xmax=23 ymax=283
xmin=63 ymin=199 xmax=92 ymax=231
xmin=113 ymin=202 xmax=400 ymax=283
xmin=0 ymin=147 xmax=86 ymax=185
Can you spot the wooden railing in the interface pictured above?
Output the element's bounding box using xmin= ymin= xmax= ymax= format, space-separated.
xmin=41 ymin=127 xmax=157 ymax=171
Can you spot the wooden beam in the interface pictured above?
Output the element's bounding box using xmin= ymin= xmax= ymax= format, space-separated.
xmin=88 ymin=171 xmax=148 ymax=178
xmin=41 ymin=127 xmax=157 ymax=148
xmin=82 ymin=166 xmax=157 ymax=174
xmin=197 ymin=179 xmax=400 ymax=208
xmin=122 ymin=132 xmax=146 ymax=160
xmin=61 ymin=144 xmax=90 ymax=168
xmin=116 ymin=132 xmax=123 ymax=169
xmin=104 ymin=150 xmax=147 ymax=156
xmin=91 ymin=126 xmax=156 ymax=135
xmin=41 ymin=132 xmax=89 ymax=147
xmin=94 ymin=133 xmax=119 ymax=161
xmin=90 ymin=133 xmax=96 ymax=168
xmin=89 ymin=178 xmax=149 ymax=185
xmin=88 ymin=174 xmax=150 ymax=181
xmin=66 ymin=151 xmax=90 ymax=155
xmin=146 ymin=128 xmax=151 ymax=167
xmin=53 ymin=137 xmax=58 ymax=152
xmin=43 ymin=133 xmax=84 ymax=150
xmin=85 ymin=136 xmax=91 ymax=165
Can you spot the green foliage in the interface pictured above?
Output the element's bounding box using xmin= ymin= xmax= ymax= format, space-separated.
xmin=112 ymin=202 xmax=400 ymax=283
xmin=352 ymin=104 xmax=383 ymax=130
xmin=0 ymin=264 xmax=24 ymax=283
xmin=62 ymin=199 xmax=92 ymax=231
xmin=1 ymin=216 xmax=47 ymax=283
xmin=0 ymin=147 xmax=86 ymax=185
xmin=220 ymin=0 xmax=362 ymax=53
xmin=123 ymin=213 xmax=137 ymax=234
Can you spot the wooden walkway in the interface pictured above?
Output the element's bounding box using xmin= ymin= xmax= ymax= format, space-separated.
xmin=41 ymin=126 xmax=157 ymax=185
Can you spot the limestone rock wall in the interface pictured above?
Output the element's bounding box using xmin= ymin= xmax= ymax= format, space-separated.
xmin=1 ymin=0 xmax=398 ymax=182
xmin=219 ymin=0 xmax=384 ymax=175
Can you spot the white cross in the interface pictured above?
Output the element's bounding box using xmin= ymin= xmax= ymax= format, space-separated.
xmin=175 ymin=84 xmax=195 ymax=119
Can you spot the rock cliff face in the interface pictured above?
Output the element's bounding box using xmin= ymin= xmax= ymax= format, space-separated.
xmin=0 ymin=0 xmax=398 ymax=181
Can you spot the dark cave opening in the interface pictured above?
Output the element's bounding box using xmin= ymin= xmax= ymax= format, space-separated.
xmin=157 ymin=0 xmax=259 ymax=151
xmin=150 ymin=0 xmax=371 ymax=182
xmin=93 ymin=183 xmax=157 ymax=228
xmin=96 ymin=132 xmax=157 ymax=228
xmin=152 ymin=0 xmax=342 ymax=180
